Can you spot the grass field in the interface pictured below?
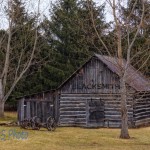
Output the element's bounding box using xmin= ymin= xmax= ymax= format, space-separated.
xmin=0 ymin=112 xmax=150 ymax=150
xmin=0 ymin=112 xmax=17 ymax=123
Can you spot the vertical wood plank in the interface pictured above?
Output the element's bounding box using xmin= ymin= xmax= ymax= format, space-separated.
xmin=17 ymin=100 xmax=21 ymax=124
xmin=26 ymin=101 xmax=31 ymax=119
xmin=42 ymin=102 xmax=45 ymax=122
xmin=20 ymin=98 xmax=25 ymax=121
xmin=86 ymin=99 xmax=89 ymax=127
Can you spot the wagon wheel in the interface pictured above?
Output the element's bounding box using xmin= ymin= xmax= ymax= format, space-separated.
xmin=20 ymin=120 xmax=26 ymax=129
xmin=31 ymin=116 xmax=41 ymax=130
xmin=25 ymin=119 xmax=31 ymax=129
xmin=46 ymin=117 xmax=56 ymax=131
xmin=20 ymin=119 xmax=30 ymax=129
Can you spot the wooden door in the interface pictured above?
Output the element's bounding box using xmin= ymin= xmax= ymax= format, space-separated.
xmin=88 ymin=99 xmax=105 ymax=127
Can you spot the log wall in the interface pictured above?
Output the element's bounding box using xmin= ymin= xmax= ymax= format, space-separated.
xmin=133 ymin=92 xmax=150 ymax=127
xmin=59 ymin=93 xmax=134 ymax=128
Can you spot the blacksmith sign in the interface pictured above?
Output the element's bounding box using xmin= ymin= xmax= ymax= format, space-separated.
xmin=72 ymin=81 xmax=120 ymax=90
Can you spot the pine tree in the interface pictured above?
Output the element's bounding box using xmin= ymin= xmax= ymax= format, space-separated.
xmin=7 ymin=0 xmax=109 ymax=105
xmin=5 ymin=0 xmax=42 ymax=105
xmin=122 ymin=0 xmax=150 ymax=77
xmin=9 ymin=0 xmax=27 ymax=26
xmin=41 ymin=0 xmax=108 ymax=86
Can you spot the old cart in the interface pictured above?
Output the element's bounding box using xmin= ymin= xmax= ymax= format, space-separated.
xmin=20 ymin=116 xmax=56 ymax=131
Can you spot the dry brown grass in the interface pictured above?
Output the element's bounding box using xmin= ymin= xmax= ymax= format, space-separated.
xmin=0 ymin=112 xmax=17 ymax=123
xmin=0 ymin=112 xmax=150 ymax=150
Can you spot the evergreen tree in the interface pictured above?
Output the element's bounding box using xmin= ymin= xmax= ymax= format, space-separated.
xmin=122 ymin=0 xmax=150 ymax=77
xmin=5 ymin=0 xmax=46 ymax=105
xmin=5 ymin=0 xmax=109 ymax=107
xmin=0 ymin=30 xmax=8 ymax=68
xmin=9 ymin=0 xmax=27 ymax=26
xmin=41 ymin=0 xmax=108 ymax=87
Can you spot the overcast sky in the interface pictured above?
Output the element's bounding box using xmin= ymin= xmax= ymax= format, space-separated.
xmin=0 ymin=0 xmax=113 ymax=29
xmin=36 ymin=0 xmax=113 ymax=22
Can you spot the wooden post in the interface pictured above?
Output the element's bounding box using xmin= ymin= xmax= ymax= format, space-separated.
xmin=86 ymin=99 xmax=89 ymax=127
xmin=35 ymin=101 xmax=38 ymax=116
xmin=31 ymin=101 xmax=35 ymax=117
xmin=42 ymin=102 xmax=45 ymax=123
xmin=26 ymin=101 xmax=31 ymax=119
xmin=17 ymin=99 xmax=21 ymax=124
xmin=54 ymin=92 xmax=59 ymax=123
xmin=20 ymin=98 xmax=25 ymax=121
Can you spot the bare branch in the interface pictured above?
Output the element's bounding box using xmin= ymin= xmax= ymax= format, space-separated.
xmin=2 ymin=0 xmax=41 ymax=102
xmin=126 ymin=1 xmax=145 ymax=68
xmin=87 ymin=0 xmax=111 ymax=56
xmin=1 ymin=0 xmax=12 ymax=93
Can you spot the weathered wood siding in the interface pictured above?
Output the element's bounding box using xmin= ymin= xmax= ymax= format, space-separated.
xmin=59 ymin=93 xmax=134 ymax=127
xmin=61 ymin=57 xmax=121 ymax=94
xmin=17 ymin=55 xmax=150 ymax=128
xmin=59 ymin=94 xmax=87 ymax=126
xmin=59 ymin=57 xmax=135 ymax=127
xmin=133 ymin=92 xmax=150 ymax=127
xmin=18 ymin=91 xmax=57 ymax=123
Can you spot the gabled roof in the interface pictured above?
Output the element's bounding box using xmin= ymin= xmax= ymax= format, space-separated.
xmin=95 ymin=54 xmax=150 ymax=91
xmin=58 ymin=54 xmax=150 ymax=91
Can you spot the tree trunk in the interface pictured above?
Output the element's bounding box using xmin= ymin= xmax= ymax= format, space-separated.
xmin=0 ymin=101 xmax=4 ymax=117
xmin=120 ymin=77 xmax=130 ymax=139
xmin=0 ymin=79 xmax=4 ymax=117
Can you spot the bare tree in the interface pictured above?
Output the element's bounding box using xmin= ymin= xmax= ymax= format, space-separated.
xmin=87 ymin=0 xmax=148 ymax=139
xmin=0 ymin=0 xmax=42 ymax=117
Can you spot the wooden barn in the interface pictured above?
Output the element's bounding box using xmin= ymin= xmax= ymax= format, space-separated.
xmin=18 ymin=54 xmax=150 ymax=128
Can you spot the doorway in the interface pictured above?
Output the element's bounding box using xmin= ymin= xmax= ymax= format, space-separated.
xmin=87 ymin=99 xmax=105 ymax=127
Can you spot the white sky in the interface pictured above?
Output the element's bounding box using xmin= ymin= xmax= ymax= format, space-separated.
xmin=37 ymin=0 xmax=113 ymax=23
xmin=0 ymin=0 xmax=113 ymax=29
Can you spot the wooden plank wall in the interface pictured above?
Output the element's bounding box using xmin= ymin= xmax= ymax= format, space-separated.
xmin=59 ymin=94 xmax=87 ymax=126
xmin=61 ymin=57 xmax=135 ymax=94
xmin=18 ymin=91 xmax=57 ymax=123
xmin=54 ymin=92 xmax=60 ymax=122
xmin=103 ymin=94 xmax=134 ymax=128
xmin=134 ymin=92 xmax=150 ymax=127
xmin=59 ymin=93 xmax=134 ymax=128
xmin=26 ymin=100 xmax=54 ymax=123
xmin=17 ymin=98 xmax=24 ymax=122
